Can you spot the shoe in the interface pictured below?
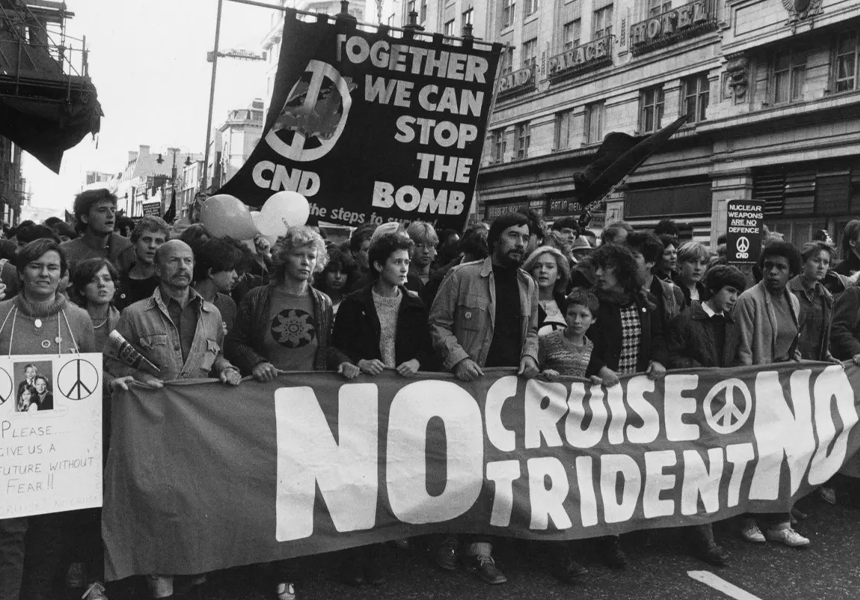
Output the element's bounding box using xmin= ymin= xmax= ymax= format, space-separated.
xmin=67 ymin=562 xmax=87 ymax=589
xmin=765 ymin=527 xmax=810 ymax=548
xmin=548 ymin=556 xmax=588 ymax=583
xmin=601 ymin=537 xmax=627 ymax=570
xmin=695 ymin=542 xmax=729 ymax=567
xmin=739 ymin=518 xmax=766 ymax=543
xmin=819 ymin=487 xmax=837 ymax=505
xmin=342 ymin=560 xmax=364 ymax=586
xmin=433 ymin=536 xmax=458 ymax=571
xmin=275 ymin=582 xmax=296 ymax=600
xmin=82 ymin=582 xmax=108 ymax=600
xmin=462 ymin=554 xmax=507 ymax=585
xmin=364 ymin=555 xmax=384 ymax=586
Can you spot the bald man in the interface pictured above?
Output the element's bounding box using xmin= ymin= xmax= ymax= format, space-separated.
xmin=105 ymin=240 xmax=241 ymax=600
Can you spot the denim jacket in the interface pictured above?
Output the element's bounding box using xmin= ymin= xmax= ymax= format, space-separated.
xmin=429 ymin=257 xmax=539 ymax=371
xmin=105 ymin=287 xmax=226 ymax=381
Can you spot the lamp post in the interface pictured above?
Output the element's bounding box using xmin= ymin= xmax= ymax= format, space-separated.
xmin=157 ymin=148 xmax=192 ymax=222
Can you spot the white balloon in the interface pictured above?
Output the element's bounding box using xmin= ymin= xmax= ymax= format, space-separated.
xmin=258 ymin=191 xmax=310 ymax=236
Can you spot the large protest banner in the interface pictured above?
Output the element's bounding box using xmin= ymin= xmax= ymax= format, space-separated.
xmin=0 ymin=353 xmax=103 ymax=519
xmin=216 ymin=9 xmax=502 ymax=232
xmin=103 ymin=362 xmax=860 ymax=580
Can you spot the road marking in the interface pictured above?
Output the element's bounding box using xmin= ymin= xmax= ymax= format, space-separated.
xmin=688 ymin=571 xmax=763 ymax=600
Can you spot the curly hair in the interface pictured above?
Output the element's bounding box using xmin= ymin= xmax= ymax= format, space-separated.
xmin=272 ymin=226 xmax=328 ymax=281
xmin=591 ymin=243 xmax=641 ymax=294
xmin=523 ymin=246 xmax=571 ymax=296
xmin=759 ymin=240 xmax=801 ymax=276
xmin=369 ymin=233 xmax=414 ymax=280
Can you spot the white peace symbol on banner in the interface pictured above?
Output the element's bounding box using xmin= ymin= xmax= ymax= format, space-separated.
xmin=703 ymin=377 xmax=752 ymax=434
xmin=736 ymin=236 xmax=750 ymax=253
xmin=57 ymin=358 xmax=100 ymax=401
xmin=265 ymin=60 xmax=353 ymax=162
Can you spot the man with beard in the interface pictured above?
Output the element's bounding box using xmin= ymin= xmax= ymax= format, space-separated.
xmin=114 ymin=216 xmax=169 ymax=311
xmin=428 ymin=212 xmax=540 ymax=585
xmin=61 ymin=189 xmax=134 ymax=273
xmin=106 ymin=239 xmax=242 ymax=600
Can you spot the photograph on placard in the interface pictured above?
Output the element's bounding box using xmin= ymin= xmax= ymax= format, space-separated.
xmin=13 ymin=360 xmax=54 ymax=412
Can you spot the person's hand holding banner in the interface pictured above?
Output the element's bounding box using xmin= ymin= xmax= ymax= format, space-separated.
xmin=518 ymin=355 xmax=540 ymax=379
xmin=109 ymin=374 xmax=163 ymax=392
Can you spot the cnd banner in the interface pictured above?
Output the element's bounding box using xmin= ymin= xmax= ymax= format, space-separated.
xmin=103 ymin=363 xmax=860 ymax=580
xmin=0 ymin=353 xmax=103 ymax=519
xmin=216 ymin=9 xmax=502 ymax=231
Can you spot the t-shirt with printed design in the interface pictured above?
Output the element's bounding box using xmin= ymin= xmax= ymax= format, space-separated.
xmin=263 ymin=288 xmax=318 ymax=371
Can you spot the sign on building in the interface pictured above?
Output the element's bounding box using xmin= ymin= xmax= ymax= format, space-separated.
xmin=726 ymin=199 xmax=764 ymax=264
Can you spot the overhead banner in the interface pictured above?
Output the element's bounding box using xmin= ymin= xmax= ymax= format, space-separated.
xmin=0 ymin=353 xmax=103 ymax=519
xmin=103 ymin=362 xmax=860 ymax=580
xmin=216 ymin=9 xmax=502 ymax=232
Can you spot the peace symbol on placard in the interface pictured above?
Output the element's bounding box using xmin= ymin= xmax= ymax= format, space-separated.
xmin=736 ymin=236 xmax=750 ymax=253
xmin=57 ymin=359 xmax=100 ymax=401
xmin=0 ymin=368 xmax=12 ymax=404
xmin=703 ymin=378 xmax=752 ymax=435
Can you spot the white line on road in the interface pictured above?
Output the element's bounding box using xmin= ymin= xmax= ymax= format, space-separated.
xmin=688 ymin=571 xmax=763 ymax=600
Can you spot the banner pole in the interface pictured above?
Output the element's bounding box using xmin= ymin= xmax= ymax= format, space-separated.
xmin=201 ymin=0 xmax=224 ymax=194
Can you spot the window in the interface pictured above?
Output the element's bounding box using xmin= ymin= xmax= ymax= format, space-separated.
xmin=407 ymin=0 xmax=416 ymax=15
xmin=514 ymin=122 xmax=531 ymax=159
xmin=648 ymin=0 xmax=671 ymax=17
xmin=584 ymin=101 xmax=604 ymax=144
xmin=500 ymin=46 xmax=515 ymax=75
xmin=836 ymin=31 xmax=859 ymax=93
xmin=444 ymin=19 xmax=455 ymax=36
xmin=640 ymin=86 xmax=664 ymax=133
xmin=683 ymin=73 xmax=709 ymax=123
xmin=525 ymin=0 xmax=538 ymax=16
xmin=522 ymin=38 xmax=538 ymax=69
xmin=554 ymin=110 xmax=574 ymax=150
xmin=491 ymin=130 xmax=506 ymax=163
xmin=593 ymin=5 xmax=613 ymax=39
xmin=462 ymin=7 xmax=473 ymax=25
xmin=563 ymin=19 xmax=581 ymax=49
xmin=502 ymin=0 xmax=516 ymax=28
xmin=773 ymin=49 xmax=806 ymax=104
xmin=420 ymin=0 xmax=427 ymax=21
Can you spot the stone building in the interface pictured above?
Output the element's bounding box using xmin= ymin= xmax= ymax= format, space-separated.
xmin=383 ymin=0 xmax=860 ymax=248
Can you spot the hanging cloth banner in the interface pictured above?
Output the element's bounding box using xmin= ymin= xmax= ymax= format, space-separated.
xmin=216 ymin=9 xmax=503 ymax=232
xmin=103 ymin=362 xmax=860 ymax=581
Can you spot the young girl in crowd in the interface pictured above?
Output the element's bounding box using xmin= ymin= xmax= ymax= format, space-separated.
xmin=538 ymin=288 xmax=604 ymax=383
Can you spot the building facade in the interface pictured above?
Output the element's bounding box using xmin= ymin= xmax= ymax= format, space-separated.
xmin=0 ymin=137 xmax=23 ymax=224
xmin=395 ymin=0 xmax=859 ymax=249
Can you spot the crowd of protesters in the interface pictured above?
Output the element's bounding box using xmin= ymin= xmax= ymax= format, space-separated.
xmin=3 ymin=188 xmax=860 ymax=600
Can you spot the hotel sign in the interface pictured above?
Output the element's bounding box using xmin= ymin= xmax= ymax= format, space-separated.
xmin=548 ymin=36 xmax=612 ymax=81
xmin=629 ymin=0 xmax=717 ymax=55
xmin=497 ymin=66 xmax=534 ymax=99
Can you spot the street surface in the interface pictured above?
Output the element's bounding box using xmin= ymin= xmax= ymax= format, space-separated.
xmin=100 ymin=494 xmax=860 ymax=600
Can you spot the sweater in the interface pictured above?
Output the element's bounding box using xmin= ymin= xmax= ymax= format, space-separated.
xmin=0 ymin=295 xmax=95 ymax=355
